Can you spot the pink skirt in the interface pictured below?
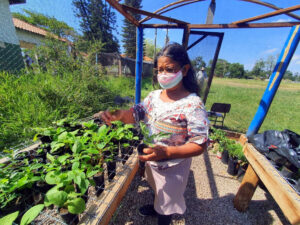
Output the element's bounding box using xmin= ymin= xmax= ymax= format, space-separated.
xmin=145 ymin=158 xmax=192 ymax=215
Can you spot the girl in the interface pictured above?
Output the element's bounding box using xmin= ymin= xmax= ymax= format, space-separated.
xmin=94 ymin=42 xmax=209 ymax=225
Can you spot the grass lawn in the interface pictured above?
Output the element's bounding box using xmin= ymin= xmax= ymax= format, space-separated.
xmin=205 ymin=77 xmax=300 ymax=134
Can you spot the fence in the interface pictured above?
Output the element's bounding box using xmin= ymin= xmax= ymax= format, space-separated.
xmin=96 ymin=52 xmax=154 ymax=77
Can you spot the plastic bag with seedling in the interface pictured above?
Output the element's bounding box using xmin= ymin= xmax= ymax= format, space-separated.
xmin=137 ymin=122 xmax=171 ymax=169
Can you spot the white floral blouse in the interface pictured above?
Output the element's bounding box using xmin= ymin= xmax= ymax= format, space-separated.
xmin=132 ymin=90 xmax=209 ymax=168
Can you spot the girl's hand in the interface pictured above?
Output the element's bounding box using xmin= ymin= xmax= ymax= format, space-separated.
xmin=139 ymin=145 xmax=169 ymax=162
xmin=93 ymin=110 xmax=123 ymax=125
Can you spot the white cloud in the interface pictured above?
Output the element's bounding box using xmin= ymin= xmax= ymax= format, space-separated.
xmin=295 ymin=60 xmax=300 ymax=65
xmin=261 ymin=48 xmax=278 ymax=55
xmin=273 ymin=18 xmax=292 ymax=23
xmin=292 ymin=54 xmax=300 ymax=61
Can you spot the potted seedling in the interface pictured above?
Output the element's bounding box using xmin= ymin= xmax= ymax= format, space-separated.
xmin=112 ymin=121 xmax=139 ymax=164
xmin=234 ymin=146 xmax=248 ymax=181
xmin=209 ymin=128 xmax=229 ymax=163
xmin=44 ymin=166 xmax=88 ymax=224
xmin=137 ymin=122 xmax=171 ymax=169
xmin=53 ymin=117 xmax=83 ymax=132
xmin=75 ymin=123 xmax=108 ymax=196
xmin=227 ymin=142 xmax=242 ymax=176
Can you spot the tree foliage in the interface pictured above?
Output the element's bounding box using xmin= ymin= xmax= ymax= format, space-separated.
xmin=251 ymin=59 xmax=267 ymax=79
xmin=211 ymin=56 xmax=299 ymax=81
xmin=191 ymin=56 xmax=206 ymax=72
xmin=121 ymin=0 xmax=142 ymax=58
xmin=12 ymin=10 xmax=76 ymax=39
xmin=144 ymin=39 xmax=161 ymax=59
xmin=213 ymin=59 xmax=230 ymax=77
xmin=72 ymin=0 xmax=119 ymax=53
xmin=228 ymin=63 xmax=244 ymax=78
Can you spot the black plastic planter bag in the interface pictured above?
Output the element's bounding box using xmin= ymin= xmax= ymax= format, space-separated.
xmin=248 ymin=129 xmax=300 ymax=169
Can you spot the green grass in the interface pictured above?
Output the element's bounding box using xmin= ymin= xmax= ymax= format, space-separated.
xmin=108 ymin=76 xmax=300 ymax=135
xmin=0 ymin=71 xmax=126 ymax=150
xmin=206 ymin=78 xmax=300 ymax=134
xmin=1 ymin=72 xmax=299 ymax=151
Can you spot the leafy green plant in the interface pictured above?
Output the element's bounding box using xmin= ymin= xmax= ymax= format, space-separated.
xmin=139 ymin=121 xmax=170 ymax=147
xmin=209 ymin=127 xmax=228 ymax=153
xmin=210 ymin=128 xmax=247 ymax=163
xmin=0 ymin=211 xmax=19 ymax=225
xmin=0 ymin=156 xmax=44 ymax=210
xmin=0 ymin=118 xmax=141 ymax=221
xmin=0 ymin=204 xmax=44 ymax=225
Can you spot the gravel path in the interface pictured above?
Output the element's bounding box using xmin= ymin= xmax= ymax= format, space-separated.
xmin=108 ymin=149 xmax=291 ymax=225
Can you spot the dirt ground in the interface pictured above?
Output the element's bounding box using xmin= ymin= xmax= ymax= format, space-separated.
xmin=108 ymin=150 xmax=291 ymax=225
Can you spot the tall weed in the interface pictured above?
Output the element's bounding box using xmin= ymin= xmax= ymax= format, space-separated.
xmin=0 ymin=70 xmax=116 ymax=150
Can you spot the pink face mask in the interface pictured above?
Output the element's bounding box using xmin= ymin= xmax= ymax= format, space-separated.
xmin=157 ymin=70 xmax=183 ymax=89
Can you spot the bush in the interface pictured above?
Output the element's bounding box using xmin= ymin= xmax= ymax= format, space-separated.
xmin=209 ymin=128 xmax=247 ymax=163
xmin=0 ymin=70 xmax=117 ymax=151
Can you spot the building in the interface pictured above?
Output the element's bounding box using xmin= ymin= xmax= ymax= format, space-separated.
xmin=0 ymin=0 xmax=26 ymax=71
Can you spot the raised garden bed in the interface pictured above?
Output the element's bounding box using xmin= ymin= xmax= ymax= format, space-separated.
xmin=0 ymin=118 xmax=142 ymax=225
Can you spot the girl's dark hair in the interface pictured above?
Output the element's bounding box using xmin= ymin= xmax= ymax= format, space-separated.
xmin=153 ymin=42 xmax=199 ymax=95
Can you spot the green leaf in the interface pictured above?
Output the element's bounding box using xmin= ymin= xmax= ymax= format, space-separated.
xmin=29 ymin=176 xmax=42 ymax=183
xmin=50 ymin=142 xmax=65 ymax=153
xmin=33 ymin=133 xmax=39 ymax=142
xmin=72 ymin=162 xmax=80 ymax=171
xmin=20 ymin=204 xmax=44 ymax=225
xmin=98 ymin=124 xmax=108 ymax=134
xmin=57 ymin=131 xmax=68 ymax=142
xmin=46 ymin=153 xmax=55 ymax=163
xmin=45 ymin=190 xmax=67 ymax=207
xmin=0 ymin=211 xmax=19 ymax=225
xmin=30 ymin=163 xmax=44 ymax=170
xmin=86 ymin=170 xmax=99 ymax=178
xmin=16 ymin=176 xmax=28 ymax=188
xmin=64 ymin=184 xmax=75 ymax=193
xmin=45 ymin=171 xmax=60 ymax=185
xmin=124 ymin=124 xmax=134 ymax=129
xmin=58 ymin=155 xmax=70 ymax=163
xmin=74 ymin=172 xmax=89 ymax=194
xmin=72 ymin=139 xmax=82 ymax=154
xmin=88 ymin=148 xmax=100 ymax=154
xmin=67 ymin=198 xmax=86 ymax=214
xmin=67 ymin=170 xmax=75 ymax=180
xmin=80 ymin=155 xmax=91 ymax=161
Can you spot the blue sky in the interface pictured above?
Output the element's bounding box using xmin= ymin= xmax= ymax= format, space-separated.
xmin=10 ymin=0 xmax=300 ymax=73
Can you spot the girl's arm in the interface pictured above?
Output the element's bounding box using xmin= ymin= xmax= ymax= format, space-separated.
xmin=93 ymin=109 xmax=135 ymax=125
xmin=139 ymin=142 xmax=207 ymax=162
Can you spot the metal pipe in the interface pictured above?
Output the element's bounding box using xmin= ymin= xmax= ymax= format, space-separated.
xmin=135 ymin=26 xmax=143 ymax=104
xmin=246 ymin=25 xmax=300 ymax=137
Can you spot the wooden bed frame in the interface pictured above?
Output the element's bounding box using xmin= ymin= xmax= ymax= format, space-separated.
xmin=234 ymin=135 xmax=300 ymax=225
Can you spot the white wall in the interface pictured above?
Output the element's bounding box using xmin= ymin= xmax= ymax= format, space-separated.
xmin=16 ymin=29 xmax=44 ymax=46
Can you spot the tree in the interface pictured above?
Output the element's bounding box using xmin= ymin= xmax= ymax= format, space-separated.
xmin=191 ymin=56 xmax=206 ymax=72
xmin=121 ymin=0 xmax=142 ymax=58
xmin=265 ymin=55 xmax=276 ymax=78
xmin=284 ymin=70 xmax=294 ymax=81
xmin=251 ymin=59 xmax=267 ymax=79
xmin=214 ymin=59 xmax=230 ymax=77
xmin=12 ymin=10 xmax=76 ymax=39
xmin=73 ymin=0 xmax=119 ymax=53
xmin=144 ymin=39 xmax=161 ymax=59
xmin=228 ymin=63 xmax=245 ymax=78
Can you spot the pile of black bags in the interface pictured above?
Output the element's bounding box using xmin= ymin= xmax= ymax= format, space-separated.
xmin=248 ymin=129 xmax=300 ymax=193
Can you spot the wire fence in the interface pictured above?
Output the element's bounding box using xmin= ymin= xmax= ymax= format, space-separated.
xmin=32 ymin=145 xmax=140 ymax=225
xmin=2 ymin=127 xmax=141 ymax=225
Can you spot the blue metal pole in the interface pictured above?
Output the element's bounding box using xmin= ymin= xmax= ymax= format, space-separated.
xmin=247 ymin=25 xmax=300 ymax=138
xmin=135 ymin=26 xmax=143 ymax=104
